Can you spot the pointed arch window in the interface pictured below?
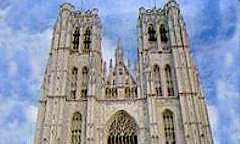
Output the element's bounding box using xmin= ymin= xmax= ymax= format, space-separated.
xmin=112 ymin=88 xmax=118 ymax=97
xmin=105 ymin=87 xmax=111 ymax=98
xmin=148 ymin=24 xmax=157 ymax=41
xmin=160 ymin=24 xmax=168 ymax=42
xmin=165 ymin=65 xmax=174 ymax=96
xmin=72 ymin=67 xmax=78 ymax=82
xmin=131 ymin=87 xmax=138 ymax=98
xmin=108 ymin=111 xmax=138 ymax=144
xmin=163 ymin=110 xmax=176 ymax=144
xmin=125 ymin=87 xmax=131 ymax=97
xmin=71 ymin=112 xmax=82 ymax=144
xmin=71 ymin=67 xmax=78 ymax=99
xmin=72 ymin=27 xmax=80 ymax=50
xmin=83 ymin=27 xmax=91 ymax=53
xmin=153 ymin=65 xmax=162 ymax=96
xmin=81 ymin=66 xmax=88 ymax=97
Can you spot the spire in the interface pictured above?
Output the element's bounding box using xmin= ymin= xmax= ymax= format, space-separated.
xmin=109 ymin=58 xmax=113 ymax=72
xmin=153 ymin=0 xmax=157 ymax=8
xmin=115 ymin=38 xmax=124 ymax=65
xmin=80 ymin=0 xmax=86 ymax=11
xmin=103 ymin=61 xmax=107 ymax=78
xmin=127 ymin=58 xmax=131 ymax=70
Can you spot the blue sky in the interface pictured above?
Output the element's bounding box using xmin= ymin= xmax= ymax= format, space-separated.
xmin=0 ymin=0 xmax=239 ymax=143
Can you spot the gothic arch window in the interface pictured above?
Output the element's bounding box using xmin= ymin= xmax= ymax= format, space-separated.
xmin=72 ymin=27 xmax=80 ymax=50
xmin=71 ymin=112 xmax=82 ymax=144
xmin=83 ymin=27 xmax=91 ymax=53
xmin=153 ymin=64 xmax=162 ymax=96
xmin=112 ymin=88 xmax=118 ymax=97
xmin=163 ymin=110 xmax=176 ymax=144
xmin=81 ymin=66 xmax=88 ymax=97
xmin=105 ymin=87 xmax=111 ymax=98
xmin=160 ymin=24 xmax=168 ymax=42
xmin=125 ymin=87 xmax=130 ymax=97
xmin=71 ymin=67 xmax=78 ymax=99
xmin=131 ymin=87 xmax=137 ymax=98
xmin=165 ymin=65 xmax=174 ymax=96
xmin=72 ymin=67 xmax=78 ymax=81
xmin=148 ymin=24 xmax=157 ymax=41
xmin=107 ymin=110 xmax=138 ymax=144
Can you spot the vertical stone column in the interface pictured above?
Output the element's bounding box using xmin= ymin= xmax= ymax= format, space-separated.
xmin=167 ymin=1 xmax=203 ymax=143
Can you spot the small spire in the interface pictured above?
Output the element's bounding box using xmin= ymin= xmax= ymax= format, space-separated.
xmin=109 ymin=59 xmax=113 ymax=69
xmin=80 ymin=0 xmax=85 ymax=11
xmin=134 ymin=61 xmax=138 ymax=73
xmin=153 ymin=0 xmax=157 ymax=9
xmin=116 ymin=38 xmax=123 ymax=54
xmin=103 ymin=61 xmax=106 ymax=75
xmin=115 ymin=38 xmax=124 ymax=64
xmin=128 ymin=58 xmax=131 ymax=70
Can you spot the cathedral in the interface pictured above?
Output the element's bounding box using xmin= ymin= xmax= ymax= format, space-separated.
xmin=34 ymin=0 xmax=214 ymax=144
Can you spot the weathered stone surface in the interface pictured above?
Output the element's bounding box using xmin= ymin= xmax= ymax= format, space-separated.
xmin=34 ymin=1 xmax=213 ymax=144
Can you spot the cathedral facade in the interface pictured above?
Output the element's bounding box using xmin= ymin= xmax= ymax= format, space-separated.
xmin=34 ymin=1 xmax=213 ymax=144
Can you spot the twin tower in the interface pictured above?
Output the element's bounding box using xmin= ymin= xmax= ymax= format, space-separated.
xmin=34 ymin=1 xmax=213 ymax=144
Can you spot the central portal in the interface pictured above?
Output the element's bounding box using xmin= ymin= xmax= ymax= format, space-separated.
xmin=107 ymin=110 xmax=138 ymax=144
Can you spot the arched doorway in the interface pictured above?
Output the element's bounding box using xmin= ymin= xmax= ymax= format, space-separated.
xmin=107 ymin=110 xmax=138 ymax=144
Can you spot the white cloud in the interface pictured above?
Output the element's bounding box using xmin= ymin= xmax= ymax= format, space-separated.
xmin=216 ymin=80 xmax=239 ymax=100
xmin=0 ymin=96 xmax=37 ymax=144
xmin=207 ymin=104 xmax=220 ymax=144
xmin=215 ymin=79 xmax=240 ymax=141
xmin=207 ymin=105 xmax=218 ymax=131
xmin=0 ymin=5 xmax=52 ymax=94
xmin=25 ymin=105 xmax=38 ymax=124
xmin=0 ymin=5 xmax=50 ymax=144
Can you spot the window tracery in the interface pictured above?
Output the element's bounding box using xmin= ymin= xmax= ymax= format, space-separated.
xmin=160 ymin=24 xmax=168 ymax=42
xmin=112 ymin=88 xmax=118 ymax=97
xmin=81 ymin=66 xmax=88 ymax=97
xmin=165 ymin=65 xmax=174 ymax=96
xmin=131 ymin=87 xmax=137 ymax=98
xmin=125 ymin=87 xmax=131 ymax=97
xmin=153 ymin=65 xmax=162 ymax=96
xmin=71 ymin=67 xmax=78 ymax=99
xmin=83 ymin=27 xmax=91 ymax=53
xmin=71 ymin=112 xmax=82 ymax=144
xmin=72 ymin=27 xmax=80 ymax=50
xmin=108 ymin=111 xmax=138 ymax=144
xmin=163 ymin=110 xmax=176 ymax=144
xmin=105 ymin=87 xmax=111 ymax=98
xmin=148 ymin=24 xmax=157 ymax=41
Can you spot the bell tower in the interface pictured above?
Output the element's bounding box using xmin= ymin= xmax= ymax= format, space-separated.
xmin=34 ymin=3 xmax=103 ymax=144
xmin=137 ymin=0 xmax=213 ymax=144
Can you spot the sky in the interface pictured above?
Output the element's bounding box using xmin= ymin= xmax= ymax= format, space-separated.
xmin=0 ymin=0 xmax=239 ymax=144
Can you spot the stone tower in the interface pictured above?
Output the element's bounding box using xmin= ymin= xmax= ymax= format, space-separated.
xmin=34 ymin=1 xmax=213 ymax=144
